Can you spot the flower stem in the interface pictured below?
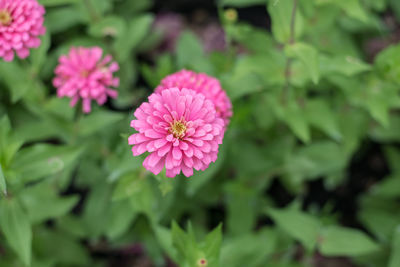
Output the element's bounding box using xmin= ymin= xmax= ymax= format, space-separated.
xmin=281 ymin=0 xmax=298 ymax=104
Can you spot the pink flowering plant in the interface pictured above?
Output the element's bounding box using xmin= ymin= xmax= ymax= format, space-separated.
xmin=129 ymin=87 xmax=224 ymax=177
xmin=53 ymin=46 xmax=119 ymax=113
xmin=2 ymin=0 xmax=400 ymax=267
xmin=0 ymin=0 xmax=45 ymax=61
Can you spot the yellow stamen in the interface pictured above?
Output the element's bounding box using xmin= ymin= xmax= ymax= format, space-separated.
xmin=170 ymin=120 xmax=187 ymax=139
xmin=0 ymin=10 xmax=12 ymax=26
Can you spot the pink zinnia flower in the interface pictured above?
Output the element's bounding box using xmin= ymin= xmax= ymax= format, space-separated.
xmin=129 ymin=88 xmax=224 ymax=178
xmin=53 ymin=46 xmax=119 ymax=113
xmin=0 ymin=0 xmax=46 ymax=61
xmin=155 ymin=70 xmax=232 ymax=127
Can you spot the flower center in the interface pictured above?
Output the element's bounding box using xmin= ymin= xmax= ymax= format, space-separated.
xmin=80 ymin=70 xmax=89 ymax=78
xmin=170 ymin=120 xmax=187 ymax=139
xmin=0 ymin=10 xmax=11 ymax=26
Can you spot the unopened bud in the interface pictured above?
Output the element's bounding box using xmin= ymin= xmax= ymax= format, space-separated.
xmin=224 ymin=8 xmax=238 ymax=23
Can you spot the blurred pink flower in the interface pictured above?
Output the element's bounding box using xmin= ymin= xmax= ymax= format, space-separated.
xmin=0 ymin=0 xmax=46 ymax=61
xmin=129 ymin=88 xmax=224 ymax=178
xmin=155 ymin=70 xmax=233 ymax=127
xmin=53 ymin=47 xmax=119 ymax=113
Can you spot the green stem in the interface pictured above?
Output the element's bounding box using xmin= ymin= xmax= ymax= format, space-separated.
xmin=281 ymin=0 xmax=298 ymax=104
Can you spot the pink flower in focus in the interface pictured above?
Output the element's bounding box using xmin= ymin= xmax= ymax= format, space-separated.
xmin=0 ymin=0 xmax=46 ymax=61
xmin=155 ymin=70 xmax=232 ymax=127
xmin=53 ymin=46 xmax=119 ymax=113
xmin=129 ymin=88 xmax=224 ymax=178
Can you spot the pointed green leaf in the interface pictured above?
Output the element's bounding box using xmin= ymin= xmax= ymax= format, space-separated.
xmin=305 ymin=100 xmax=341 ymax=140
xmin=319 ymin=226 xmax=380 ymax=256
xmin=282 ymin=101 xmax=310 ymax=143
xmin=316 ymin=0 xmax=369 ymax=22
xmin=114 ymin=14 xmax=154 ymax=60
xmin=268 ymin=0 xmax=304 ymax=44
xmin=171 ymin=221 xmax=198 ymax=264
xmin=78 ymin=110 xmax=124 ymax=136
xmin=176 ymin=31 xmax=213 ymax=73
xmin=320 ymin=55 xmax=371 ymax=77
xmin=202 ymin=224 xmax=223 ymax=267
xmin=389 ymin=226 xmax=400 ymax=267
xmin=0 ymin=198 xmax=32 ymax=266
xmin=19 ymin=182 xmax=79 ymax=224
xmin=269 ymin=208 xmax=321 ymax=251
xmin=285 ymin=42 xmax=320 ymax=84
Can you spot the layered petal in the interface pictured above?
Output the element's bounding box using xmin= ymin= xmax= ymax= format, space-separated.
xmin=155 ymin=70 xmax=233 ymax=127
xmin=0 ymin=0 xmax=46 ymax=61
xmin=129 ymin=87 xmax=225 ymax=178
xmin=53 ymin=46 xmax=119 ymax=113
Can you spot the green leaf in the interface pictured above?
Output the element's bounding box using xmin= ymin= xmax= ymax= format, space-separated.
xmin=78 ymin=110 xmax=124 ymax=136
xmin=305 ymin=100 xmax=341 ymax=140
xmin=19 ymin=182 xmax=79 ymax=224
xmin=268 ymin=208 xmax=321 ymax=251
xmin=186 ymin=143 xmax=226 ymax=196
xmin=83 ymin=181 xmax=112 ymax=238
xmin=38 ymin=0 xmax=78 ymax=6
xmin=319 ymin=226 xmax=380 ymax=256
xmin=359 ymin=197 xmax=400 ymax=242
xmin=34 ymin=228 xmax=90 ymax=266
xmin=285 ymin=42 xmax=320 ymax=84
xmin=0 ymin=164 xmax=6 ymax=196
xmin=221 ymin=69 xmax=264 ymax=100
xmin=12 ymin=144 xmax=83 ymax=183
xmin=370 ymin=115 xmax=400 ymax=142
xmin=268 ymin=0 xmax=304 ymax=44
xmin=221 ymin=0 xmax=266 ymax=7
xmin=106 ymin=200 xmax=137 ymax=240
xmin=45 ymin=6 xmax=85 ymax=33
xmin=141 ymin=54 xmax=174 ymax=88
xmin=176 ymin=31 xmax=213 ymax=74
xmin=225 ymin=23 xmax=274 ymax=53
xmin=220 ymin=228 xmax=278 ymax=267
xmin=201 ymin=224 xmax=223 ymax=267
xmin=385 ymin=147 xmax=400 ymax=174
xmin=114 ymin=14 xmax=154 ymax=60
xmin=0 ymin=61 xmax=32 ymax=103
xmin=320 ymin=55 xmax=371 ymax=77
xmin=389 ymin=226 xmax=400 ymax=267
xmin=316 ymin=0 xmax=369 ymax=23
xmin=0 ymin=116 xmax=23 ymax=168
xmin=390 ymin=0 xmax=400 ymax=21
xmin=0 ymin=198 xmax=32 ymax=266
xmin=88 ymin=16 xmax=126 ymax=38
xmin=30 ymin=32 xmax=51 ymax=72
xmin=172 ymin=222 xmax=223 ymax=267
xmin=271 ymin=99 xmax=310 ymax=143
xmin=375 ymin=44 xmax=400 ymax=84
xmin=225 ymin=182 xmax=258 ymax=235
xmin=171 ymin=221 xmax=198 ymax=265
xmin=370 ymin=175 xmax=400 ymax=198
xmin=285 ymin=141 xmax=348 ymax=182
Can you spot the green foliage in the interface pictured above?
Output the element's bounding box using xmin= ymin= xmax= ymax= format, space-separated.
xmin=0 ymin=198 xmax=32 ymax=266
xmin=319 ymin=226 xmax=380 ymax=256
xmin=171 ymin=222 xmax=222 ymax=267
xmin=1 ymin=0 xmax=400 ymax=266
